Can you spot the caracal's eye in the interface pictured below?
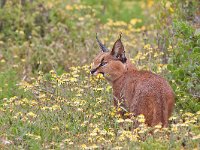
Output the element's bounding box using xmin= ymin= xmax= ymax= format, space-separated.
xmin=101 ymin=61 xmax=107 ymax=66
xmin=100 ymin=58 xmax=108 ymax=66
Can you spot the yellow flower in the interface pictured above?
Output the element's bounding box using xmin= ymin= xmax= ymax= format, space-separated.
xmin=117 ymin=118 xmax=124 ymax=123
xmin=124 ymin=119 xmax=132 ymax=123
xmin=171 ymin=125 xmax=178 ymax=132
xmin=89 ymin=144 xmax=99 ymax=149
xmin=183 ymin=112 xmax=194 ymax=117
xmin=93 ymin=127 xmax=100 ymax=133
xmin=154 ymin=52 xmax=159 ymax=58
xmin=27 ymin=112 xmax=37 ymax=118
xmin=1 ymin=59 xmax=5 ymax=63
xmin=78 ymin=17 xmax=84 ymax=21
xmin=130 ymin=18 xmax=141 ymax=25
xmin=192 ymin=134 xmax=200 ymax=140
xmin=137 ymin=114 xmax=145 ymax=123
xmin=38 ymin=94 xmax=46 ymax=99
xmin=106 ymin=85 xmax=112 ymax=92
xmin=26 ymin=133 xmax=41 ymax=140
xmin=88 ymin=137 xmax=92 ymax=143
xmin=51 ymin=105 xmax=61 ymax=111
xmin=81 ymin=144 xmax=87 ymax=149
xmin=154 ymin=124 xmax=162 ymax=129
xmin=196 ymin=111 xmax=200 ymax=115
xmin=63 ymin=138 xmax=71 ymax=143
xmin=90 ymin=132 xmax=97 ymax=136
xmin=19 ymin=30 xmax=24 ymax=35
xmin=147 ymin=0 xmax=154 ymax=8
xmin=138 ymin=129 xmax=146 ymax=134
xmin=76 ymin=93 xmax=82 ymax=97
xmin=144 ymin=44 xmax=151 ymax=50
xmin=100 ymin=130 xmax=107 ymax=135
xmin=21 ymin=59 xmax=26 ymax=62
xmin=95 ymin=88 xmax=104 ymax=91
xmin=112 ymin=146 xmax=123 ymax=150
xmin=46 ymin=2 xmax=53 ymax=9
xmin=110 ymin=111 xmax=115 ymax=117
xmin=96 ymin=112 xmax=102 ymax=116
xmin=165 ymin=1 xmax=172 ymax=9
xmin=52 ymin=126 xmax=59 ymax=131
xmin=69 ymin=77 xmax=77 ymax=82
xmin=66 ymin=5 xmax=73 ymax=10
xmin=97 ymin=73 xmax=104 ymax=79
xmin=77 ymin=108 xmax=83 ymax=112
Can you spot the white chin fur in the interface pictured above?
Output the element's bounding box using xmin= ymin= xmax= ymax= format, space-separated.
xmin=93 ymin=72 xmax=98 ymax=75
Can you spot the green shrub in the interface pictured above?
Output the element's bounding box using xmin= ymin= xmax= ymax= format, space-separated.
xmin=154 ymin=0 xmax=200 ymax=112
xmin=167 ymin=21 xmax=200 ymax=112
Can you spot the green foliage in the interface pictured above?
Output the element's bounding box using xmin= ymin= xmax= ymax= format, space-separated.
xmin=153 ymin=0 xmax=200 ymax=112
xmin=0 ymin=69 xmax=20 ymax=100
xmin=0 ymin=0 xmax=97 ymax=74
xmin=81 ymin=0 xmax=144 ymax=23
xmin=167 ymin=21 xmax=200 ymax=112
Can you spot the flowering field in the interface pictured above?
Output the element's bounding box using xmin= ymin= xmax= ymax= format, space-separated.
xmin=1 ymin=66 xmax=200 ymax=149
xmin=0 ymin=0 xmax=200 ymax=149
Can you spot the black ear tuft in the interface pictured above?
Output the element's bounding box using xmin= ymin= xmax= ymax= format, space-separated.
xmin=96 ymin=33 xmax=108 ymax=52
xmin=119 ymin=32 xmax=122 ymax=40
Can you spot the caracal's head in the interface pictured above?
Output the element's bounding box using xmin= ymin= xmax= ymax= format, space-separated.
xmin=90 ymin=33 xmax=129 ymax=82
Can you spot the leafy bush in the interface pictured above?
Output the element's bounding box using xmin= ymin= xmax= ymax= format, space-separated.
xmin=167 ymin=21 xmax=200 ymax=112
xmin=153 ymin=0 xmax=200 ymax=112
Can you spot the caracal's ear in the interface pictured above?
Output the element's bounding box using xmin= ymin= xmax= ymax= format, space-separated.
xmin=96 ymin=33 xmax=109 ymax=52
xmin=110 ymin=33 xmax=127 ymax=63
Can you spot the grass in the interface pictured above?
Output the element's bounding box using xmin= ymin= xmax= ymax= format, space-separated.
xmin=0 ymin=69 xmax=21 ymax=100
xmin=0 ymin=67 xmax=200 ymax=149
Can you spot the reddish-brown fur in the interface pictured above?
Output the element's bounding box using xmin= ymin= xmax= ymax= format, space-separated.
xmin=91 ymin=35 xmax=175 ymax=127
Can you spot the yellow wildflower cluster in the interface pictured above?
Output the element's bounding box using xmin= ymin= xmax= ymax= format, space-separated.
xmin=66 ymin=4 xmax=92 ymax=11
xmin=1 ymin=64 xmax=200 ymax=149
